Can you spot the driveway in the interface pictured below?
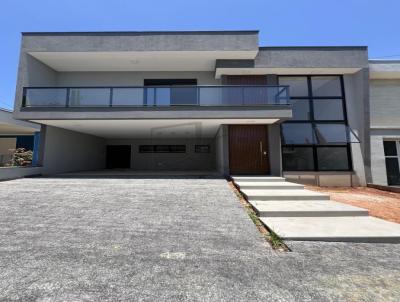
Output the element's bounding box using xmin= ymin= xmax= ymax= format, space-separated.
xmin=0 ymin=177 xmax=399 ymax=301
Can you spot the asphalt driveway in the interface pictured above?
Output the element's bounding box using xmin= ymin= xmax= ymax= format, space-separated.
xmin=0 ymin=177 xmax=399 ymax=301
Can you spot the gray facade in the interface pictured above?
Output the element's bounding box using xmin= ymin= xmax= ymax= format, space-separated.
xmin=12 ymin=31 xmax=373 ymax=185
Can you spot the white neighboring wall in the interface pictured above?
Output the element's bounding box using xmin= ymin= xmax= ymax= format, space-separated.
xmin=369 ymin=61 xmax=400 ymax=186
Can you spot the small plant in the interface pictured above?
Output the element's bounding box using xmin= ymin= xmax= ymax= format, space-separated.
xmin=228 ymin=179 xmax=290 ymax=252
xmin=265 ymin=230 xmax=286 ymax=250
xmin=9 ymin=148 xmax=33 ymax=167
xmin=248 ymin=211 xmax=261 ymax=226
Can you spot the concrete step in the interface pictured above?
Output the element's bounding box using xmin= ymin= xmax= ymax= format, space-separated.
xmin=242 ymin=189 xmax=330 ymax=201
xmin=260 ymin=216 xmax=400 ymax=243
xmin=249 ymin=200 xmax=369 ymax=217
xmin=231 ymin=176 xmax=286 ymax=183
xmin=235 ymin=181 xmax=304 ymax=190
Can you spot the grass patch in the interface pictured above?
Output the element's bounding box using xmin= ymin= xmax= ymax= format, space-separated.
xmin=227 ymin=178 xmax=290 ymax=252
xmin=265 ymin=229 xmax=286 ymax=250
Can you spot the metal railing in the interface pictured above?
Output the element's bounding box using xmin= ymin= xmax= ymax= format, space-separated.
xmin=22 ymin=85 xmax=290 ymax=108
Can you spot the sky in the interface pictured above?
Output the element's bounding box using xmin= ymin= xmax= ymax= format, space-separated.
xmin=0 ymin=0 xmax=399 ymax=110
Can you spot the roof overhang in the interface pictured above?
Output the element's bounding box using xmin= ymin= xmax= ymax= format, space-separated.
xmin=0 ymin=109 xmax=39 ymax=135
xmin=36 ymin=118 xmax=280 ymax=139
xmin=29 ymin=51 xmax=259 ymax=72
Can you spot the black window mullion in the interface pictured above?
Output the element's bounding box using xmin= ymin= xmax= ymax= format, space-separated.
xmin=280 ymin=74 xmax=352 ymax=172
xmin=313 ymin=145 xmax=319 ymax=171
xmin=340 ymin=75 xmax=349 ymax=126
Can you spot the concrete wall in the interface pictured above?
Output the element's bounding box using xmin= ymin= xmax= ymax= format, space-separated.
xmin=284 ymin=171 xmax=355 ymax=187
xmin=56 ymin=71 xmax=219 ymax=86
xmin=13 ymin=54 xmax=58 ymax=115
xmin=370 ymin=80 xmax=400 ymax=128
xmin=106 ymin=138 xmax=215 ymax=171
xmin=369 ymin=79 xmax=400 ymax=185
xmin=0 ymin=166 xmax=42 ymax=181
xmin=256 ymin=47 xmax=368 ymax=69
xmin=369 ymin=130 xmax=400 ymax=185
xmin=215 ymin=125 xmax=229 ymax=175
xmin=0 ymin=138 xmax=16 ymax=155
xmin=40 ymin=125 xmax=105 ymax=175
xmin=20 ymin=31 xmax=259 ymax=52
xmin=343 ymin=69 xmax=370 ymax=186
xmin=268 ymin=124 xmax=282 ymax=176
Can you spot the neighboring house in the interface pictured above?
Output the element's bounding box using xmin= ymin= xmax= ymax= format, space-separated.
xmin=369 ymin=60 xmax=400 ymax=186
xmin=0 ymin=108 xmax=40 ymax=166
xmin=13 ymin=30 xmax=370 ymax=186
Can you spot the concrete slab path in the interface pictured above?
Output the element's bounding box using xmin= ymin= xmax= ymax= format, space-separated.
xmin=0 ymin=177 xmax=399 ymax=301
xmin=233 ymin=176 xmax=400 ymax=242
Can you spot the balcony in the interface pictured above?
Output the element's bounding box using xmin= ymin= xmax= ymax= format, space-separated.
xmin=22 ymin=85 xmax=290 ymax=108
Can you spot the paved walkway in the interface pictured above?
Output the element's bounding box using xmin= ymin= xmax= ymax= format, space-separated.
xmin=0 ymin=177 xmax=399 ymax=301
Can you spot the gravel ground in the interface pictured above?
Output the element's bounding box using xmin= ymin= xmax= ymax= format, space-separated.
xmin=0 ymin=177 xmax=399 ymax=301
xmin=307 ymin=186 xmax=400 ymax=223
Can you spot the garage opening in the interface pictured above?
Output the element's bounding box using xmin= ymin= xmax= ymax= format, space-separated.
xmin=106 ymin=145 xmax=131 ymax=169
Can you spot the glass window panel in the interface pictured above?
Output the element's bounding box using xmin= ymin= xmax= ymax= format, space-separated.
xmin=25 ymin=89 xmax=67 ymax=107
xmin=171 ymin=87 xmax=197 ymax=105
xmin=385 ymin=158 xmax=400 ymax=185
xmin=312 ymin=76 xmax=342 ymax=97
xmin=281 ymin=123 xmax=315 ymax=144
xmin=291 ymin=99 xmax=311 ymax=120
xmin=139 ymin=145 xmax=154 ymax=153
xmin=315 ymin=123 xmax=348 ymax=144
xmin=199 ymin=87 xmax=222 ymax=105
xmin=282 ymin=147 xmax=315 ymax=171
xmin=221 ymin=87 xmax=243 ymax=105
xmin=154 ymin=88 xmax=171 ymax=106
xmin=113 ymin=88 xmax=144 ymax=106
xmin=139 ymin=145 xmax=186 ymax=153
xmin=195 ymin=145 xmax=210 ymax=153
xmin=145 ymin=88 xmax=156 ymax=106
xmin=383 ymin=141 xmax=398 ymax=156
xmin=313 ymin=99 xmax=344 ymax=120
xmin=69 ymin=88 xmax=110 ymax=106
xmin=279 ymin=77 xmax=309 ymax=97
xmin=243 ymin=86 xmax=270 ymax=105
xmin=168 ymin=145 xmax=186 ymax=153
xmin=317 ymin=147 xmax=350 ymax=171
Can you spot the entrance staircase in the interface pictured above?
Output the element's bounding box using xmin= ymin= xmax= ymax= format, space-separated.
xmin=232 ymin=176 xmax=400 ymax=243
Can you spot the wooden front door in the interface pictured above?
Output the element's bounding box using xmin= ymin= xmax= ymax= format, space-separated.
xmin=229 ymin=125 xmax=269 ymax=174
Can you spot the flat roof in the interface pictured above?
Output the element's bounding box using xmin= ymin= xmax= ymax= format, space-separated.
xmin=369 ymin=59 xmax=400 ymax=64
xmin=22 ymin=30 xmax=259 ymax=36
xmin=259 ymin=46 xmax=367 ymax=50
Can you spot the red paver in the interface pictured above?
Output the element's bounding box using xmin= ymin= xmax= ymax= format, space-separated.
xmin=306 ymin=186 xmax=400 ymax=223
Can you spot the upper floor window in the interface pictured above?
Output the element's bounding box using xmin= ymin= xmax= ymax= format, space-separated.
xmin=279 ymin=75 xmax=351 ymax=172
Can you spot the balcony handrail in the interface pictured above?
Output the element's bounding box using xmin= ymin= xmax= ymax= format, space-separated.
xmin=23 ymin=85 xmax=289 ymax=88
xmin=22 ymin=85 xmax=291 ymax=108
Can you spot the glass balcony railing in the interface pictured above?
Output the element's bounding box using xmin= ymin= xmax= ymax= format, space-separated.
xmin=22 ymin=85 xmax=290 ymax=108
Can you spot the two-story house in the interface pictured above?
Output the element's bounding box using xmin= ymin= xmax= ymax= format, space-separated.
xmin=13 ymin=30 xmax=370 ymax=186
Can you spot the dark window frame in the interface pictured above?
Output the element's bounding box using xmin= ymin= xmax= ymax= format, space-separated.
xmin=279 ymin=75 xmax=353 ymax=172
xmin=195 ymin=145 xmax=211 ymax=153
xmin=282 ymin=146 xmax=315 ymax=171
xmin=138 ymin=145 xmax=186 ymax=153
